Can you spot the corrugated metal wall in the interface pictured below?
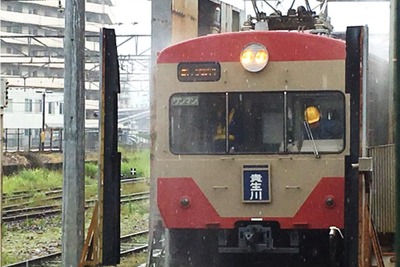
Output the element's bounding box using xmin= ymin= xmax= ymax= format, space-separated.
xmin=369 ymin=144 xmax=395 ymax=233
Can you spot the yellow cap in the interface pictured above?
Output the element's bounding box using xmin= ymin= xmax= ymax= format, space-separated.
xmin=304 ymin=106 xmax=320 ymax=124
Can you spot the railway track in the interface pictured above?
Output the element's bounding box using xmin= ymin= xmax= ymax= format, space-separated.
xmin=3 ymin=176 xmax=147 ymax=202
xmin=3 ymin=189 xmax=62 ymax=202
xmin=3 ymin=230 xmax=149 ymax=267
xmin=3 ymin=191 xmax=149 ymax=222
xmin=3 ymin=177 xmax=148 ymax=209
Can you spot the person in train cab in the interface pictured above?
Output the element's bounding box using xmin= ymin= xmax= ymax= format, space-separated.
xmin=214 ymin=107 xmax=240 ymax=152
xmin=303 ymin=106 xmax=342 ymax=139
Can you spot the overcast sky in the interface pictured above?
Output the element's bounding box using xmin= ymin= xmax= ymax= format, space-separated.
xmin=111 ymin=0 xmax=151 ymax=35
xmin=110 ymin=0 xmax=389 ymax=34
xmin=110 ymin=0 xmax=390 ymax=58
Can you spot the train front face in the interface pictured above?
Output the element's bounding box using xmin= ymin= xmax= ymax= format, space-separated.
xmin=152 ymin=31 xmax=348 ymax=266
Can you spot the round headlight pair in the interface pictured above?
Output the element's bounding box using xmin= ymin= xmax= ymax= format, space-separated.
xmin=240 ymin=43 xmax=269 ymax=72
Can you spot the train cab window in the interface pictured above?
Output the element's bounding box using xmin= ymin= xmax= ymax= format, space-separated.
xmin=232 ymin=93 xmax=284 ymax=153
xmin=169 ymin=91 xmax=344 ymax=155
xmin=170 ymin=93 xmax=223 ymax=154
xmin=286 ymin=91 xmax=345 ymax=153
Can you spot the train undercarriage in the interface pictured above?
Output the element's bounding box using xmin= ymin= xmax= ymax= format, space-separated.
xmin=151 ymin=221 xmax=344 ymax=267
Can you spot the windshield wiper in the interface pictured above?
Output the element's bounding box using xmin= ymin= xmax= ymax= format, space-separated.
xmin=303 ymin=121 xmax=320 ymax=158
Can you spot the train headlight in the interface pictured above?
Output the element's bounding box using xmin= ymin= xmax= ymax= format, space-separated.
xmin=240 ymin=43 xmax=269 ymax=72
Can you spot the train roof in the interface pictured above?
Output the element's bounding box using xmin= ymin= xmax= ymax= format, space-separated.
xmin=157 ymin=31 xmax=345 ymax=64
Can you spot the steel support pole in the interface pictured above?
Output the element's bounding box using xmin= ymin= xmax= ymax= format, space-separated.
xmin=61 ymin=0 xmax=86 ymax=266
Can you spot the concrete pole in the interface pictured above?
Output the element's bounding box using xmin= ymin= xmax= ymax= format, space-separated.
xmin=61 ymin=0 xmax=86 ymax=266
xmin=147 ymin=1 xmax=172 ymax=265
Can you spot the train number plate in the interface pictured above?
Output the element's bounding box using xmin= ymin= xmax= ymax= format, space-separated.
xmin=242 ymin=165 xmax=271 ymax=203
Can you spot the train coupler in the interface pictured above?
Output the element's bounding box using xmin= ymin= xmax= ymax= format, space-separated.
xmin=218 ymin=225 xmax=299 ymax=254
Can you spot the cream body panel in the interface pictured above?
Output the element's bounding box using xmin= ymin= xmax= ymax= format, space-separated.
xmin=156 ymin=61 xmax=345 ymax=93
xmin=152 ymin=156 xmax=344 ymax=217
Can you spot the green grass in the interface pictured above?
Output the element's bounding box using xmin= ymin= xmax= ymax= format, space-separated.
xmin=3 ymin=169 xmax=62 ymax=194
xmin=120 ymin=149 xmax=150 ymax=178
xmin=85 ymin=162 xmax=98 ymax=179
xmin=4 ymin=149 xmax=150 ymax=195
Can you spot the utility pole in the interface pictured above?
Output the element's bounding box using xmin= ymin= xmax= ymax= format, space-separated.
xmin=61 ymin=0 xmax=86 ymax=266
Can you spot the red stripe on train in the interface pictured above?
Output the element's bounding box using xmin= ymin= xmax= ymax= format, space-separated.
xmin=157 ymin=31 xmax=345 ymax=63
xmin=157 ymin=177 xmax=344 ymax=229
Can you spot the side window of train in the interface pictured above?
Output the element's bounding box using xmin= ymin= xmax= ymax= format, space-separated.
xmin=286 ymin=91 xmax=345 ymax=154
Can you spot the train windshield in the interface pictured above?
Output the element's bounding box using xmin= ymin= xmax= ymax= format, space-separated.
xmin=169 ymin=91 xmax=344 ymax=154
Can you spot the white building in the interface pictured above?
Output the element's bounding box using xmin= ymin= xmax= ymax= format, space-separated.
xmin=0 ymin=0 xmax=151 ymax=132
xmin=4 ymin=89 xmax=64 ymax=129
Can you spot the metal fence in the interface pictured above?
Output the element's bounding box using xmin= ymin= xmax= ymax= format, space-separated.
xmin=3 ymin=128 xmax=99 ymax=152
xmin=368 ymin=144 xmax=395 ymax=233
xmin=2 ymin=128 xmax=150 ymax=152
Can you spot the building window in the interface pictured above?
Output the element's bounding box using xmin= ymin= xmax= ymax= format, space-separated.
xmin=48 ymin=102 xmax=55 ymax=114
xmin=13 ymin=5 xmax=22 ymax=12
xmin=25 ymin=99 xmax=33 ymax=112
xmin=7 ymin=47 xmax=19 ymax=54
xmin=12 ymin=26 xmax=22 ymax=34
xmin=35 ymin=99 xmax=42 ymax=113
xmin=59 ymin=103 xmax=64 ymax=114
xmin=44 ymin=29 xmax=54 ymax=36
xmin=86 ymin=90 xmax=99 ymax=100
xmin=29 ymin=8 xmax=38 ymax=15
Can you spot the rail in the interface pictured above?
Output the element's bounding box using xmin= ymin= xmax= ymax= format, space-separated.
xmin=3 ymin=230 xmax=149 ymax=267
